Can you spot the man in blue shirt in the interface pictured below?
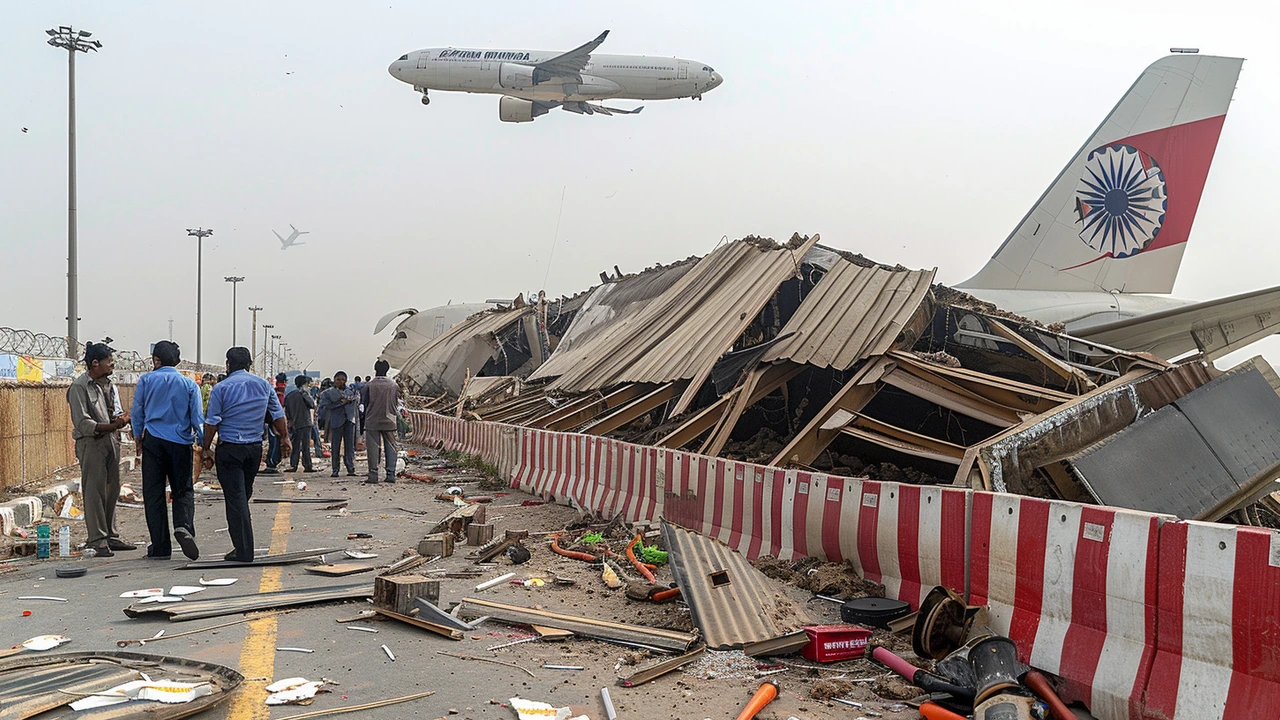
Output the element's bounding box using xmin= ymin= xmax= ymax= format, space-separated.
xmin=131 ymin=340 xmax=205 ymax=560
xmin=200 ymin=347 xmax=288 ymax=562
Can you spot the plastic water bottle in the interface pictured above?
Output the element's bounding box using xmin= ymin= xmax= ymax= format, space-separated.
xmin=36 ymin=524 xmax=50 ymax=559
xmin=59 ymin=526 xmax=70 ymax=557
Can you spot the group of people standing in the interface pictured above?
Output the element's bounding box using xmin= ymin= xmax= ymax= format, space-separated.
xmin=66 ymin=341 xmax=402 ymax=563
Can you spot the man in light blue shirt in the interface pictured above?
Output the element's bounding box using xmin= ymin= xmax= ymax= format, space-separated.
xmin=200 ymin=347 xmax=288 ymax=562
xmin=131 ymin=340 xmax=205 ymax=560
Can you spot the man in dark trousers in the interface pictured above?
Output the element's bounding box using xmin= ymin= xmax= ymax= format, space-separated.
xmin=318 ymin=371 xmax=359 ymax=477
xmin=361 ymin=360 xmax=401 ymax=484
xmin=66 ymin=342 xmax=132 ymax=558
xmin=200 ymin=347 xmax=288 ymax=562
xmin=284 ymin=374 xmax=316 ymax=472
xmin=130 ymin=340 xmax=205 ymax=559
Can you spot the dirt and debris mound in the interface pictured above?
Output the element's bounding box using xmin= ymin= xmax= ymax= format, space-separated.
xmin=810 ymin=679 xmax=856 ymax=700
xmin=917 ymin=351 xmax=962 ymax=368
xmin=751 ymin=557 xmax=886 ymax=599
xmin=864 ymin=462 xmax=945 ymax=485
xmin=872 ymin=675 xmax=921 ymax=700
xmin=722 ymin=427 xmax=786 ymax=464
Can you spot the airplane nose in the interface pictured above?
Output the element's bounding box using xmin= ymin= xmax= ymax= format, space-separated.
xmin=388 ymin=61 xmax=401 ymax=79
xmin=709 ymin=71 xmax=724 ymax=88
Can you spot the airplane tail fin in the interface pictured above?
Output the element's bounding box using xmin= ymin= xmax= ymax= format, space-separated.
xmin=957 ymin=54 xmax=1243 ymax=295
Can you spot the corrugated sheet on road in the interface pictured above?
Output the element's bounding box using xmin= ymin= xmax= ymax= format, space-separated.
xmin=761 ymin=263 xmax=935 ymax=370
xmin=662 ymin=520 xmax=812 ymax=650
xmin=541 ymin=237 xmax=820 ymax=393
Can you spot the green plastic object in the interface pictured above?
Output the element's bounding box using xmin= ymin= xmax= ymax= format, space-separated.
xmin=639 ymin=545 xmax=668 ymax=565
xmin=581 ymin=532 xmax=604 ymax=545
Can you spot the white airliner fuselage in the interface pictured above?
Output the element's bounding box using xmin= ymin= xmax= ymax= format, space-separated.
xmin=388 ymin=32 xmax=722 ymax=122
xmin=390 ymin=50 xmax=721 ymax=101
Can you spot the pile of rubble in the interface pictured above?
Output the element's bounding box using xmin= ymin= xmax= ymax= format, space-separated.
xmin=384 ymin=235 xmax=1280 ymax=525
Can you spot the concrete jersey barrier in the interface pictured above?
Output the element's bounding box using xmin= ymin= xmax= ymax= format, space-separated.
xmin=409 ymin=409 xmax=1280 ymax=720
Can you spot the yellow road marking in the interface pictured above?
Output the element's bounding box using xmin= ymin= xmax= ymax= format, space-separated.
xmin=226 ymin=498 xmax=292 ymax=719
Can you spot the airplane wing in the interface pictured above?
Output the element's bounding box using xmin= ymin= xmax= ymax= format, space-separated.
xmin=273 ymin=230 xmax=288 ymax=248
xmin=534 ymin=30 xmax=608 ymax=82
xmin=560 ymin=101 xmax=643 ymax=116
xmin=1074 ymin=284 xmax=1280 ymax=360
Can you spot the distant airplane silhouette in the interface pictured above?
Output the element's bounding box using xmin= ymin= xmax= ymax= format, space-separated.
xmin=273 ymin=225 xmax=310 ymax=250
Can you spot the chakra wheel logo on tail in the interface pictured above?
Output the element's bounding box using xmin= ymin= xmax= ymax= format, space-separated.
xmin=1073 ymin=143 xmax=1167 ymax=258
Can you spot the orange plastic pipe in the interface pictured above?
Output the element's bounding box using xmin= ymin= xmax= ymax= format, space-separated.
xmin=626 ymin=535 xmax=657 ymax=583
xmin=734 ymin=680 xmax=779 ymax=720
xmin=1024 ymin=670 xmax=1074 ymax=720
xmin=650 ymin=587 xmax=681 ymax=603
xmin=549 ymin=536 xmax=598 ymax=562
xmin=919 ymin=702 xmax=967 ymax=720
xmin=605 ymin=547 xmax=657 ymax=570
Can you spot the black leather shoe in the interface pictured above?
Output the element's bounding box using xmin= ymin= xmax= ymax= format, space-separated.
xmin=174 ymin=528 xmax=200 ymax=560
xmin=107 ymin=538 xmax=137 ymax=551
xmin=92 ymin=543 xmax=114 ymax=558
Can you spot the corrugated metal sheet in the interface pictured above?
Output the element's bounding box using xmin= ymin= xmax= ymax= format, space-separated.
xmin=536 ymin=237 xmax=819 ymax=393
xmin=662 ymin=520 xmax=812 ymax=650
xmin=1134 ymin=361 xmax=1213 ymax=411
xmin=398 ymin=308 xmax=532 ymax=396
xmin=761 ymin=263 xmax=935 ymax=369
xmin=536 ymin=262 xmax=696 ymax=375
xmin=1071 ymin=367 xmax=1280 ymax=519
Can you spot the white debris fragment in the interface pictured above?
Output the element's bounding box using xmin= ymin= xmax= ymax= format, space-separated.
xmin=265 ymin=677 xmax=327 ymax=705
xmin=21 ymin=634 xmax=71 ymax=651
xmin=168 ymin=586 xmax=206 ymax=596
xmin=510 ymin=697 xmax=590 ymax=720
xmin=199 ymin=577 xmax=238 ymax=586
xmin=120 ymin=588 xmax=165 ymax=598
xmin=70 ymin=679 xmax=213 ymax=710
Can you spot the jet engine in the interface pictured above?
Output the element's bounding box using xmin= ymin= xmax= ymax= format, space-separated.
xmin=499 ymin=63 xmax=537 ymax=90
xmin=499 ymin=96 xmax=548 ymax=123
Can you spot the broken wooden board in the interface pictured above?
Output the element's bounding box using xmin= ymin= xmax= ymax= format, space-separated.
xmin=429 ymin=503 xmax=486 ymax=535
xmin=373 ymin=608 xmax=463 ymax=640
xmin=617 ymin=646 xmax=705 ymax=687
xmin=251 ymin=496 xmax=350 ymax=504
xmin=459 ymin=597 xmax=698 ymax=653
xmin=531 ymin=625 xmax=574 ymax=641
xmin=178 ymin=547 xmax=347 ymax=569
xmin=124 ymin=583 xmax=372 ymax=621
xmin=304 ymin=563 xmax=375 ymax=577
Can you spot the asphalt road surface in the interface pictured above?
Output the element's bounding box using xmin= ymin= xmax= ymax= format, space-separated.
xmin=1 ymin=447 xmax=916 ymax=720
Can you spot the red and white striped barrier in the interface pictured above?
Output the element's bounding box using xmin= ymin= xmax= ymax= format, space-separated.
xmin=1143 ymin=520 xmax=1280 ymax=719
xmin=970 ymin=493 xmax=1163 ymax=720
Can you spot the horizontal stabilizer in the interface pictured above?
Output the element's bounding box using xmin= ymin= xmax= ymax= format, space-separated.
xmin=1075 ymin=284 xmax=1280 ymax=360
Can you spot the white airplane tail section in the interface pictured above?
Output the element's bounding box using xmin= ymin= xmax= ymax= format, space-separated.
xmin=958 ymin=54 xmax=1243 ymax=294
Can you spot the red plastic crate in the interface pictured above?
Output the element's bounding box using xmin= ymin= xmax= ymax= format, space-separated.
xmin=801 ymin=625 xmax=873 ymax=663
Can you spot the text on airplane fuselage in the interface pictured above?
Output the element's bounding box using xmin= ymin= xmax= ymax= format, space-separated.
xmin=438 ymin=50 xmax=532 ymax=61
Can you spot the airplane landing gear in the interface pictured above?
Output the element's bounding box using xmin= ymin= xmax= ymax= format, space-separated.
xmin=420 ymin=93 xmax=430 ymax=105
xmin=692 ymin=94 xmax=703 ymax=101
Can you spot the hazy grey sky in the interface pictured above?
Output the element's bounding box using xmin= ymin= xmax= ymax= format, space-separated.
xmin=3 ymin=1 xmax=1278 ymax=376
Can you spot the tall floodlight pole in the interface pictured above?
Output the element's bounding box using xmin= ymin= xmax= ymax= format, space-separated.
xmin=46 ymin=26 xmax=102 ymax=359
xmin=186 ymin=228 xmax=214 ymax=364
xmin=261 ymin=324 xmax=274 ymax=376
xmin=224 ymin=277 xmax=244 ymax=344
xmin=270 ymin=334 xmax=282 ymax=377
xmin=248 ymin=306 xmax=262 ymax=368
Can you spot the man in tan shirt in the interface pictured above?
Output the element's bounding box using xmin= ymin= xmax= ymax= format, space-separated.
xmin=66 ymin=342 xmax=133 ymax=557
xmin=360 ymin=360 xmax=401 ymax=484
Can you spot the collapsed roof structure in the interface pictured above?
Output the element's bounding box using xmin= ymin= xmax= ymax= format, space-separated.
xmin=381 ymin=234 xmax=1280 ymax=525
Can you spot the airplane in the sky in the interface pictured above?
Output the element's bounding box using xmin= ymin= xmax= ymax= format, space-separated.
xmin=273 ymin=225 xmax=309 ymax=250
xmin=387 ymin=30 xmax=723 ymax=122
xmin=956 ymin=51 xmax=1280 ymax=362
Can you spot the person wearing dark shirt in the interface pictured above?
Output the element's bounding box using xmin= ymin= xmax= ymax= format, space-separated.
xmin=317 ymin=371 xmax=359 ymax=477
xmin=130 ymin=340 xmax=205 ymax=560
xmin=201 ymin=347 xmax=288 ymax=562
xmin=261 ymin=372 xmax=289 ymax=474
xmin=284 ymin=375 xmax=316 ymax=472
